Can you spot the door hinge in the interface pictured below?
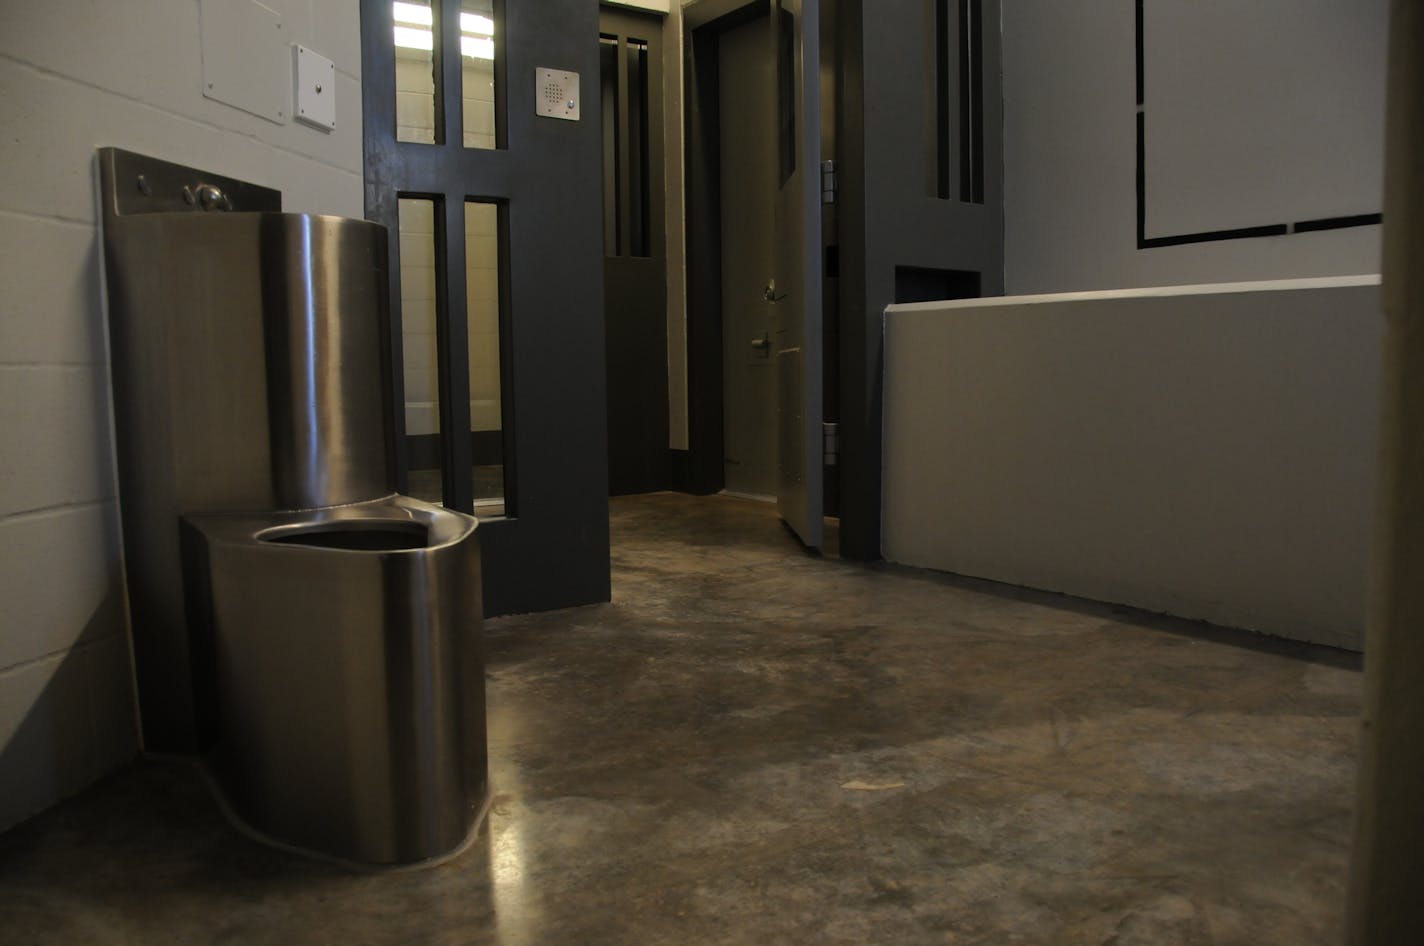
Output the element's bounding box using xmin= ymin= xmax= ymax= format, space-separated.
xmin=823 ymin=421 xmax=839 ymax=467
xmin=821 ymin=160 xmax=837 ymax=205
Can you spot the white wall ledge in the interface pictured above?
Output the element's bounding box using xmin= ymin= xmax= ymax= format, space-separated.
xmin=887 ymin=274 xmax=1383 ymax=315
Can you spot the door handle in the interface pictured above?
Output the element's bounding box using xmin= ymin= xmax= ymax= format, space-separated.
xmin=750 ymin=334 xmax=770 ymax=351
xmin=763 ymin=279 xmax=787 ymax=303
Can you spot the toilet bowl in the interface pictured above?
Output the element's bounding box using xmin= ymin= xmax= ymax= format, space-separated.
xmin=184 ymin=495 xmax=484 ymax=866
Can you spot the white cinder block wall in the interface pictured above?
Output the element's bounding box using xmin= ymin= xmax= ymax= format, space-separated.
xmin=0 ymin=0 xmax=364 ymax=831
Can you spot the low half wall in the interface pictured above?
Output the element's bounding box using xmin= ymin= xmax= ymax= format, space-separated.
xmin=882 ymin=276 xmax=1382 ymax=650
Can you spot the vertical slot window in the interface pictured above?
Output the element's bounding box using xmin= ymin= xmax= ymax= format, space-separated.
xmin=959 ymin=0 xmax=984 ymax=203
xmin=930 ymin=0 xmax=951 ymax=198
xmin=600 ymin=33 xmax=653 ymax=258
xmin=928 ymin=0 xmax=984 ymax=203
xmin=464 ymin=201 xmax=507 ymax=510
xmin=776 ymin=4 xmax=796 ymax=186
xmin=600 ymin=35 xmax=621 ymax=254
xmin=397 ymin=197 xmax=444 ymax=503
xmin=460 ymin=0 xmax=501 ymax=149
xmin=625 ymin=38 xmax=651 ymax=257
xmin=394 ymin=0 xmax=440 ymax=144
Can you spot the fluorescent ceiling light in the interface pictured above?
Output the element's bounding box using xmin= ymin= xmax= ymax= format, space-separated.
xmin=393 ymin=3 xmax=494 ymax=58
xmin=393 ymin=3 xmax=494 ymax=36
xmin=393 ymin=25 xmax=433 ymax=50
xmin=461 ymin=13 xmax=495 ymax=35
xmin=393 ymin=2 xmax=432 ymax=27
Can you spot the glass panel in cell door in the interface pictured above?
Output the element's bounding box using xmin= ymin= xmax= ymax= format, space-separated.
xmin=465 ymin=201 xmax=506 ymax=510
xmin=461 ymin=0 xmax=499 ymax=149
xmin=393 ymin=0 xmax=439 ymax=143
xmin=397 ymin=196 xmax=444 ymax=503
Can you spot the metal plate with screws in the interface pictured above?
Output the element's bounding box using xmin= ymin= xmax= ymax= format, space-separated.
xmin=102 ymin=149 xmax=281 ymax=217
xmin=200 ymin=0 xmax=290 ymax=124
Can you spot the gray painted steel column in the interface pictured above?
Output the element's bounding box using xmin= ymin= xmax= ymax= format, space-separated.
xmin=1347 ymin=2 xmax=1424 ymax=941
xmin=834 ymin=0 xmax=1004 ymax=561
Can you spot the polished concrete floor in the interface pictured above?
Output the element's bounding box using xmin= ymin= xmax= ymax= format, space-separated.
xmin=0 ymin=493 xmax=1362 ymax=944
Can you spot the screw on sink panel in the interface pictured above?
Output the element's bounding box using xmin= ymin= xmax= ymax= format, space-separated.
xmin=315 ymin=84 xmax=323 ymax=94
xmin=136 ymin=174 xmax=150 ymax=195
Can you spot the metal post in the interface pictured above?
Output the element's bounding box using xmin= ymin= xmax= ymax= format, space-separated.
xmin=1347 ymin=2 xmax=1424 ymax=941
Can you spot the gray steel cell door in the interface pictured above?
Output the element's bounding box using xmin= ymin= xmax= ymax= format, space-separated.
xmin=719 ymin=15 xmax=778 ymax=498
xmin=600 ymin=7 xmax=669 ymax=496
xmin=770 ymin=0 xmax=823 ymax=547
xmin=361 ymin=0 xmax=611 ymax=616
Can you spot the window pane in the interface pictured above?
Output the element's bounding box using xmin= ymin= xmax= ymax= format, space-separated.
xmin=599 ymin=35 xmax=619 ymax=254
xmin=598 ymin=34 xmax=652 ymax=258
xmin=626 ymin=38 xmax=650 ymax=257
xmin=398 ymin=197 xmax=442 ymax=504
xmin=461 ymin=0 xmax=499 ymax=149
xmin=465 ymin=201 xmax=506 ymax=508
xmin=394 ymin=0 xmax=438 ymax=144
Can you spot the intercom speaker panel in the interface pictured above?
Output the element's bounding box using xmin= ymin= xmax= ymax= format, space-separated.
xmin=535 ymin=67 xmax=580 ymax=121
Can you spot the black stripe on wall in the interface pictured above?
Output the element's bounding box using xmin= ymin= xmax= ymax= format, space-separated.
xmin=1134 ymin=0 xmax=1144 ymax=107
xmin=1294 ymin=213 xmax=1384 ymax=234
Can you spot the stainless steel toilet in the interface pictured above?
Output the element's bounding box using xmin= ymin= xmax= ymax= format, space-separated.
xmin=99 ymin=149 xmax=488 ymax=866
xmin=185 ymin=496 xmax=484 ymax=865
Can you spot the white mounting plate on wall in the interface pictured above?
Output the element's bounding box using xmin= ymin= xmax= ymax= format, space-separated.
xmin=293 ymin=44 xmax=336 ymax=131
xmin=535 ymin=68 xmax=580 ymax=121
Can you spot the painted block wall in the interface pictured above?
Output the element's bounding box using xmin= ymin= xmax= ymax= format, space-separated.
xmin=1001 ymin=1 xmax=1386 ymax=294
xmin=882 ymin=278 xmax=1382 ymax=651
xmin=0 ymin=0 xmax=364 ymax=831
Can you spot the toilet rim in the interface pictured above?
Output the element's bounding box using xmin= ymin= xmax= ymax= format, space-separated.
xmin=184 ymin=493 xmax=477 ymax=554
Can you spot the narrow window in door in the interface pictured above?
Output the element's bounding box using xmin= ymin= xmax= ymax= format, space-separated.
xmin=393 ymin=0 xmax=441 ymax=143
xmin=625 ymin=38 xmax=651 ymax=257
xmin=927 ymin=0 xmax=984 ymax=202
xmin=599 ymin=35 xmax=621 ymax=254
xmin=599 ymin=33 xmax=653 ymax=258
xmin=958 ymin=0 xmax=985 ymax=203
xmin=464 ymin=200 xmax=509 ymax=510
xmin=776 ymin=3 xmax=796 ymax=185
xmin=397 ymin=196 xmax=445 ymax=502
xmin=459 ymin=0 xmax=502 ymax=149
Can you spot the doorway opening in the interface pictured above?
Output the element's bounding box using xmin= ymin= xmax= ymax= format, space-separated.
xmin=683 ymin=0 xmax=832 ymax=547
xmin=717 ymin=12 xmax=778 ymax=500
